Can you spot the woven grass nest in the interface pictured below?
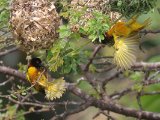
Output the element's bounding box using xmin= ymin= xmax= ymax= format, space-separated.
xmin=71 ymin=0 xmax=121 ymax=22
xmin=10 ymin=0 xmax=60 ymax=52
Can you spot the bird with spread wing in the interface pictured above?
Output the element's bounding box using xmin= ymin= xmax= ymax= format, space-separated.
xmin=96 ymin=16 xmax=151 ymax=70
xmin=26 ymin=58 xmax=66 ymax=100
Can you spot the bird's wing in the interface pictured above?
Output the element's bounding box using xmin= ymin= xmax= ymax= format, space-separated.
xmin=113 ymin=34 xmax=140 ymax=70
xmin=45 ymin=77 xmax=66 ymax=100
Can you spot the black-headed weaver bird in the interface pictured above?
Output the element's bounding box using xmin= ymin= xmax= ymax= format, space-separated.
xmin=96 ymin=16 xmax=151 ymax=70
xmin=26 ymin=58 xmax=66 ymax=100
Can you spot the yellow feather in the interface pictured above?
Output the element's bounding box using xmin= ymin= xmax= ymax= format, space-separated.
xmin=108 ymin=16 xmax=151 ymax=70
xmin=108 ymin=16 xmax=150 ymax=38
xmin=127 ymin=16 xmax=151 ymax=32
xmin=27 ymin=67 xmax=66 ymax=100
xmin=27 ymin=66 xmax=47 ymax=91
xmin=113 ymin=34 xmax=140 ymax=70
xmin=45 ymin=77 xmax=66 ymax=100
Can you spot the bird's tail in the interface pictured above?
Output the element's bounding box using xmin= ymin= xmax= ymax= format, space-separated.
xmin=44 ymin=77 xmax=66 ymax=100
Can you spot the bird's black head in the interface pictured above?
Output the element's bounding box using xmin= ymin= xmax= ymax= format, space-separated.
xmin=29 ymin=58 xmax=43 ymax=68
xmin=94 ymin=33 xmax=114 ymax=46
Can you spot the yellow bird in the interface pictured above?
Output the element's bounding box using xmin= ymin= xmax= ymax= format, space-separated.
xmin=103 ymin=16 xmax=151 ymax=69
xmin=26 ymin=58 xmax=66 ymax=100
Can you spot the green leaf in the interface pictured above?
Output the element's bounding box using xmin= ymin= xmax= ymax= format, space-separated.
xmin=16 ymin=110 xmax=25 ymax=120
xmin=6 ymin=105 xmax=17 ymax=120
xmin=21 ymin=92 xmax=27 ymax=96
xmin=117 ymin=0 xmax=123 ymax=7
xmin=48 ymin=55 xmax=64 ymax=72
xmin=58 ymin=25 xmax=72 ymax=38
xmin=132 ymin=83 xmax=143 ymax=92
xmin=60 ymin=12 xmax=69 ymax=18
xmin=10 ymin=94 xmax=17 ymax=99
xmin=18 ymin=63 xmax=27 ymax=73
xmin=130 ymin=72 xmax=143 ymax=81
xmin=89 ymin=64 xmax=96 ymax=73
xmin=17 ymin=85 xmax=22 ymax=89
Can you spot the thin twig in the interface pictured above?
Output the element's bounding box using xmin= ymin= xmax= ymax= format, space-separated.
xmin=84 ymin=45 xmax=103 ymax=71
xmin=140 ymin=30 xmax=160 ymax=34
xmin=0 ymin=77 xmax=14 ymax=86
xmin=51 ymin=102 xmax=91 ymax=120
xmin=0 ymin=47 xmax=18 ymax=56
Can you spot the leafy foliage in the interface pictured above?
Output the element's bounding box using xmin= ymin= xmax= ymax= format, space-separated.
xmin=130 ymin=72 xmax=143 ymax=81
xmin=0 ymin=0 xmax=14 ymax=49
xmin=45 ymin=6 xmax=111 ymax=74
xmin=46 ymin=0 xmax=156 ymax=74
xmin=84 ymin=11 xmax=110 ymax=42
xmin=0 ymin=0 xmax=9 ymax=28
xmin=0 ymin=104 xmax=25 ymax=120
xmin=67 ymin=8 xmax=110 ymax=42
xmin=46 ymin=37 xmax=90 ymax=74
xmin=110 ymin=0 xmax=157 ymax=17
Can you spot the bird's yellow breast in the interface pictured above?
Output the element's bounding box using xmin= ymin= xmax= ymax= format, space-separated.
xmin=27 ymin=67 xmax=38 ymax=83
xmin=27 ymin=66 xmax=47 ymax=90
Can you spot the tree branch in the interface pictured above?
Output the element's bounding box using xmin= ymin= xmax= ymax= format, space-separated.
xmin=0 ymin=66 xmax=26 ymax=80
xmin=132 ymin=62 xmax=160 ymax=70
xmin=1 ymin=65 xmax=160 ymax=119
xmin=0 ymin=47 xmax=18 ymax=56
xmin=140 ymin=30 xmax=160 ymax=34
xmin=68 ymin=84 xmax=160 ymax=120
xmin=51 ymin=102 xmax=91 ymax=120
xmin=84 ymin=45 xmax=103 ymax=71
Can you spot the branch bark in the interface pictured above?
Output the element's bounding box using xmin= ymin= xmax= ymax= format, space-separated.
xmin=68 ymin=84 xmax=160 ymax=120
xmin=132 ymin=62 xmax=160 ymax=70
xmin=84 ymin=45 xmax=103 ymax=71
xmin=1 ymin=65 xmax=160 ymax=120
xmin=0 ymin=47 xmax=18 ymax=56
